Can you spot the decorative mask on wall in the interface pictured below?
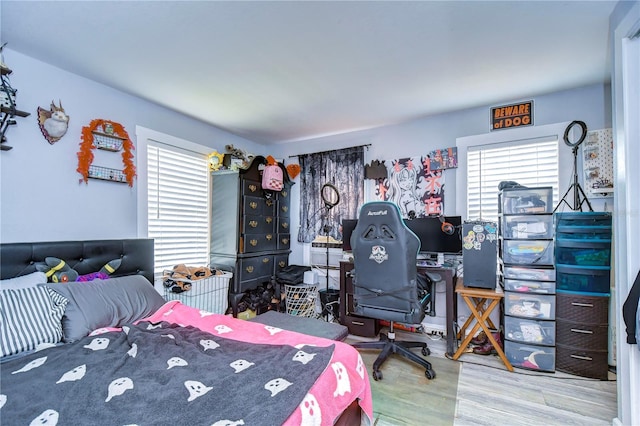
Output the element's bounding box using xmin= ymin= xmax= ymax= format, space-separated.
xmin=37 ymin=100 xmax=69 ymax=144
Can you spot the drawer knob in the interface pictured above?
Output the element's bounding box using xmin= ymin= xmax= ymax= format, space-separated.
xmin=352 ymin=321 xmax=365 ymax=326
xmin=279 ymin=261 xmax=286 ymax=267
xmin=570 ymin=328 xmax=593 ymax=334
xmin=250 ymin=239 xmax=258 ymax=246
xmin=266 ymin=234 xmax=273 ymax=241
xmin=282 ymin=238 xmax=289 ymax=244
xmin=282 ymin=222 xmax=289 ymax=229
xmin=249 ymin=220 xmax=258 ymax=228
xmin=282 ymin=206 xmax=288 ymax=213
xmin=282 ymin=190 xmax=288 ymax=197
xmin=263 ymin=257 xmax=271 ymax=264
xmin=571 ymin=302 xmax=594 ymax=307
xmin=249 ymin=184 xmax=257 ymax=192
xmin=250 ymin=201 xmax=258 ymax=210
xmin=266 ymin=199 xmax=274 ymax=207
xmin=266 ymin=217 xmax=273 ymax=224
xmin=246 ymin=266 xmax=254 ymax=273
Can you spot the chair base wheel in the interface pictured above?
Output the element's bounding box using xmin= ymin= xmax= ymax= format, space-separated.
xmin=425 ymin=369 xmax=436 ymax=380
xmin=422 ymin=347 xmax=430 ymax=356
xmin=373 ymin=370 xmax=383 ymax=381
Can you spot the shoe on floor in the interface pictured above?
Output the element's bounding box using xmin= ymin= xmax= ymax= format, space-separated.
xmin=471 ymin=331 xmax=488 ymax=346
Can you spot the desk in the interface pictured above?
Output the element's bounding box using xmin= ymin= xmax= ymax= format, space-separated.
xmin=339 ymin=261 xmax=459 ymax=356
xmin=452 ymin=282 xmax=513 ymax=371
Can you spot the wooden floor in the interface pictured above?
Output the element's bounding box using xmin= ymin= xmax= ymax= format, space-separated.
xmin=348 ymin=329 xmax=617 ymax=426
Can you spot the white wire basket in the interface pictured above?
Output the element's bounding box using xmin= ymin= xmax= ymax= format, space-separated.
xmin=284 ymin=283 xmax=318 ymax=317
xmin=163 ymin=270 xmax=232 ymax=314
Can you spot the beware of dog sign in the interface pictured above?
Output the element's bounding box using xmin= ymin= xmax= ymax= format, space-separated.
xmin=491 ymin=100 xmax=533 ymax=130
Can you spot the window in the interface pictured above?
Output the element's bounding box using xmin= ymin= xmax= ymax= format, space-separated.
xmin=147 ymin=142 xmax=210 ymax=276
xmin=467 ymin=137 xmax=559 ymax=222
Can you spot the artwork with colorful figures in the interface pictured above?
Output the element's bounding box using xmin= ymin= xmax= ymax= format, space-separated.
xmin=427 ymin=146 xmax=458 ymax=171
xmin=374 ymin=156 xmax=445 ymax=218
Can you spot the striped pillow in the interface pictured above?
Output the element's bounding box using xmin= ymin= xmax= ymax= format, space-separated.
xmin=0 ymin=286 xmax=68 ymax=357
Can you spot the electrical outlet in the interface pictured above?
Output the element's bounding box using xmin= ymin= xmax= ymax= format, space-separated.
xmin=422 ymin=324 xmax=446 ymax=336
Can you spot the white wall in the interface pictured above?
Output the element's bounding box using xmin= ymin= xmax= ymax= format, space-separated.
xmin=0 ymin=49 xmax=265 ymax=243
xmin=271 ymin=83 xmax=612 ymax=269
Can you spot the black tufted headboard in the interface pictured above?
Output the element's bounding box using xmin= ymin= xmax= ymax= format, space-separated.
xmin=0 ymin=239 xmax=154 ymax=284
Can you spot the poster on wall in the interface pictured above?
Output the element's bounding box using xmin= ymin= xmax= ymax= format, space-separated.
xmin=374 ymin=156 xmax=445 ymax=218
xmin=427 ymin=147 xmax=458 ymax=170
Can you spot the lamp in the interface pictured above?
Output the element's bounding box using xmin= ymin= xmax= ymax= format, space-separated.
xmin=554 ymin=120 xmax=593 ymax=212
xmin=320 ymin=183 xmax=340 ymax=320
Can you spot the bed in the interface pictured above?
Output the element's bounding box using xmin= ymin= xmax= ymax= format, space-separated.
xmin=0 ymin=239 xmax=373 ymax=425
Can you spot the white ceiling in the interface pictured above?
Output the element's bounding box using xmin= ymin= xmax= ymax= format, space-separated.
xmin=1 ymin=1 xmax=618 ymax=145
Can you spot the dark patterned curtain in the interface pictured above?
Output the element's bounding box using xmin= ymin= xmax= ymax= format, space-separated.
xmin=297 ymin=146 xmax=365 ymax=243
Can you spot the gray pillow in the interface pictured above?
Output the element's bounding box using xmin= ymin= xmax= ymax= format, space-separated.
xmin=45 ymin=275 xmax=166 ymax=342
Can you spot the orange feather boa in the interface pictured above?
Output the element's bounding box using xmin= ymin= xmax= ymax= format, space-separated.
xmin=77 ymin=119 xmax=136 ymax=187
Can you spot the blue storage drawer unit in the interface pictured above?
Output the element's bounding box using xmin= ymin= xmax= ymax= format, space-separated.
xmin=555 ymin=212 xmax=612 ymax=228
xmin=556 ymin=264 xmax=611 ymax=294
xmin=555 ymin=239 xmax=611 ymax=267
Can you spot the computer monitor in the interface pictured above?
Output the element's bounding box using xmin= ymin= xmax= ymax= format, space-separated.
xmin=341 ymin=216 xmax=462 ymax=254
xmin=405 ymin=216 xmax=463 ymax=255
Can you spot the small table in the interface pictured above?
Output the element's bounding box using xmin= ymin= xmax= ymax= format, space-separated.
xmin=452 ymin=282 xmax=514 ymax=372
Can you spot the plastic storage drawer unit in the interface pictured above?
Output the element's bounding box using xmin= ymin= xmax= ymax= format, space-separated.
xmin=555 ymin=212 xmax=612 ymax=228
xmin=505 ymin=341 xmax=556 ymax=372
xmin=503 ymin=240 xmax=554 ymax=266
xmin=504 ymin=278 xmax=556 ymax=294
xmin=555 ymin=239 xmax=611 ymax=267
xmin=501 ymin=214 xmax=554 ymax=239
xmin=499 ymin=187 xmax=553 ymax=215
xmin=505 ymin=292 xmax=556 ymax=320
xmin=505 ymin=316 xmax=556 ymax=346
xmin=556 ymin=264 xmax=611 ymax=294
xmin=504 ymin=266 xmax=555 ymax=282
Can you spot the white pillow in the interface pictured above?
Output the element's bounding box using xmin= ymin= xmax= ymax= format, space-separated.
xmin=0 ymin=286 xmax=68 ymax=357
xmin=0 ymin=271 xmax=48 ymax=290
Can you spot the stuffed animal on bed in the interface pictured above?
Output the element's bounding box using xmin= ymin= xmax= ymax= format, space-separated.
xmin=36 ymin=257 xmax=121 ymax=283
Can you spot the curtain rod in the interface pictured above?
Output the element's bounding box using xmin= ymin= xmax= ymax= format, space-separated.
xmin=288 ymin=144 xmax=371 ymax=158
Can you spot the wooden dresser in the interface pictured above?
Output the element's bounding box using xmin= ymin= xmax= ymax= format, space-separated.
xmin=209 ymin=156 xmax=292 ymax=316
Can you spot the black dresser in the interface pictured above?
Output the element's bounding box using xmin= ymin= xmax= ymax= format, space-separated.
xmin=209 ymin=156 xmax=292 ymax=316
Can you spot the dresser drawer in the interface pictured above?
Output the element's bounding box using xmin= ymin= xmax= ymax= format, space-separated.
xmin=274 ymin=254 xmax=289 ymax=273
xmin=242 ymin=179 xmax=263 ymax=197
xmin=556 ymin=319 xmax=608 ymax=350
xmin=277 ymin=199 xmax=290 ymax=217
xmin=241 ymin=214 xmax=275 ymax=234
xmin=242 ymin=196 xmax=276 ymax=217
xmin=240 ymin=233 xmax=277 ymax=253
xmin=556 ymin=344 xmax=609 ymax=379
xmin=237 ymin=256 xmax=273 ymax=284
xmin=277 ymin=234 xmax=291 ymax=250
xmin=343 ymin=315 xmax=380 ymax=337
xmin=556 ymin=292 xmax=608 ymax=324
xmin=278 ymin=217 xmax=291 ymax=234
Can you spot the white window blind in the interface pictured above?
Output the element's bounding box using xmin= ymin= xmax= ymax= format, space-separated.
xmin=147 ymin=143 xmax=210 ymax=275
xmin=467 ymin=137 xmax=559 ymax=222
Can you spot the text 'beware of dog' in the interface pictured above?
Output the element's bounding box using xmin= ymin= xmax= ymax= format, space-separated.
xmin=491 ymin=100 xmax=534 ymax=130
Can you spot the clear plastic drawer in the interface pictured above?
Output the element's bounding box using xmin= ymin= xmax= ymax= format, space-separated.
xmin=500 ymin=187 xmax=553 ymax=214
xmin=502 ymin=214 xmax=553 ymax=239
xmin=504 ymin=316 xmax=555 ymax=346
xmin=504 ymin=266 xmax=555 ymax=282
xmin=503 ymin=240 xmax=554 ymax=266
xmin=504 ymin=278 xmax=556 ymax=294
xmin=505 ymin=341 xmax=556 ymax=372
xmin=505 ymin=292 xmax=556 ymax=320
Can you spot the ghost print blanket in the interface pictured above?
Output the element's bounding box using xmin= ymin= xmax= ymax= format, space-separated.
xmin=0 ymin=321 xmax=334 ymax=426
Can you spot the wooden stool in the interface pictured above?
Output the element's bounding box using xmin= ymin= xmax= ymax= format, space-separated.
xmin=452 ymin=282 xmax=513 ymax=372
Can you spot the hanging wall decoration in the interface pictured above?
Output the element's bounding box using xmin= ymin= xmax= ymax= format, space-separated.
xmin=76 ymin=119 xmax=136 ymax=187
xmin=374 ymin=156 xmax=445 ymax=218
xmin=426 ymin=147 xmax=458 ymax=170
xmin=37 ymin=100 xmax=69 ymax=144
